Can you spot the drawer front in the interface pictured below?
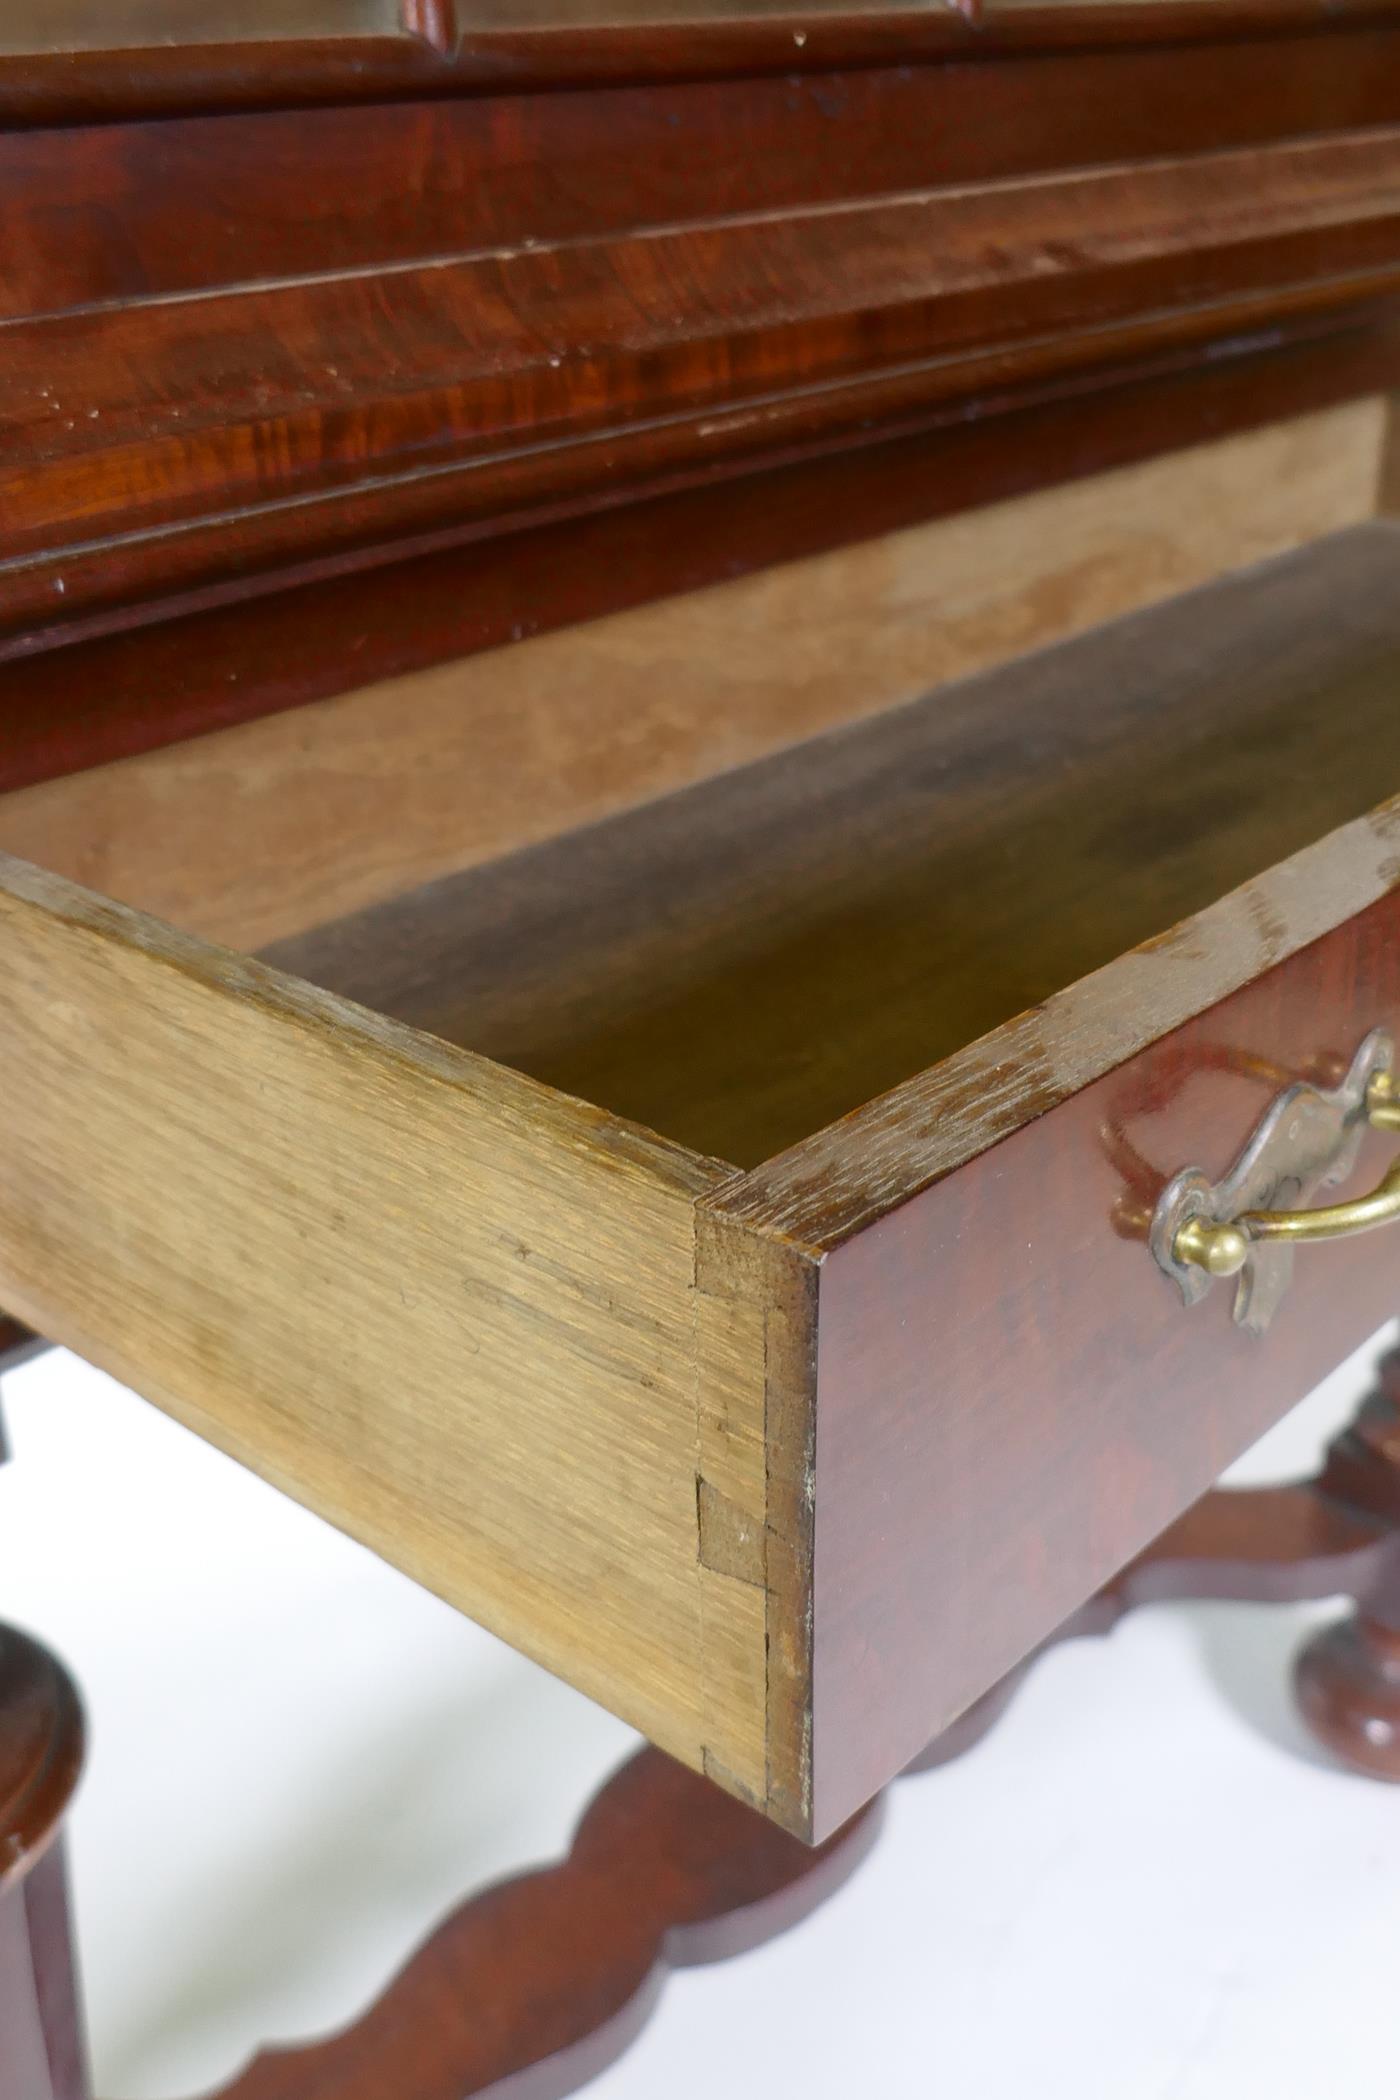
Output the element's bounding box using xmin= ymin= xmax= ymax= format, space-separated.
xmin=695 ymin=799 xmax=1400 ymax=1840
xmin=811 ymin=890 xmax=1400 ymax=1831
xmin=0 ymin=854 xmax=768 ymax=1800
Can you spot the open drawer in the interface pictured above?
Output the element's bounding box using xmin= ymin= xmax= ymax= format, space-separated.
xmin=4 ymin=522 xmax=1400 ymax=1842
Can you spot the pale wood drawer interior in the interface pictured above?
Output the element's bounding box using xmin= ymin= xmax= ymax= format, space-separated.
xmin=268 ymin=520 xmax=1400 ymax=1171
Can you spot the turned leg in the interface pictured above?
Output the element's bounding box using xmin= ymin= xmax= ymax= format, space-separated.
xmin=1 ymin=1332 xmax=89 ymax=2100
xmin=1295 ymin=1346 xmax=1400 ymax=1779
xmin=1296 ymin=1604 xmax=1400 ymax=1779
xmin=0 ymin=1624 xmax=89 ymax=2100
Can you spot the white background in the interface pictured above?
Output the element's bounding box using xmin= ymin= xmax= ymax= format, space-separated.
xmin=2 ymin=1327 xmax=1398 ymax=2100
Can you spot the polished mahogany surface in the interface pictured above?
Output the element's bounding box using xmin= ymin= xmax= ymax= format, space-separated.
xmin=5 ymin=0 xmax=1400 ymax=735
xmin=809 ymin=892 xmax=1400 ymax=1825
xmin=3 ymin=319 xmax=1396 ymax=800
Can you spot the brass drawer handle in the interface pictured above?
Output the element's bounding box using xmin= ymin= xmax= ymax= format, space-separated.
xmin=1150 ymin=1030 xmax=1400 ymax=1335
xmin=1175 ymin=1070 xmax=1400 ymax=1277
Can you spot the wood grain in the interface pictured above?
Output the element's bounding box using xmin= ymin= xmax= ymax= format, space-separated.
xmin=1380 ymin=391 xmax=1400 ymax=512
xmin=12 ymin=40 xmax=1400 ymax=328
xmin=2 ymin=319 xmax=1395 ymax=796
xmin=8 ymin=115 xmax=1400 ymax=650
xmin=262 ymin=524 xmax=1400 ymax=1167
xmin=703 ymin=527 xmax=1400 ymax=1229
xmin=787 ymin=882 xmax=1400 ymax=1832
xmin=0 ymin=402 xmax=1381 ymax=955
xmin=11 ymin=0 xmax=1400 ymax=1866
xmin=0 ymin=856 xmax=773 ymax=1801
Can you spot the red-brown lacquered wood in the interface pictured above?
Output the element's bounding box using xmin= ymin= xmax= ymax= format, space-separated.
xmin=912 ymin=1481 xmax=1398 ymax=1772
xmin=11 ymin=36 xmax=1400 ymax=326
xmin=0 ymin=1625 xmax=88 ymax=2100
xmin=1295 ymin=1346 xmax=1400 ymax=1776
xmin=810 ymin=887 xmax=1400 ymax=1833
xmin=1297 ymin=1613 xmax=1400 ymax=1776
xmin=7 ymin=100 xmax=1400 ymax=653
xmin=4 ymin=309 xmax=1396 ymax=793
xmin=174 ymin=1458 xmax=1397 ymax=2100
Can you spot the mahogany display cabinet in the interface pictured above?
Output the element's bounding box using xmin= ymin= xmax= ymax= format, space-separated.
xmin=4 ymin=3 xmax=1400 ymax=2094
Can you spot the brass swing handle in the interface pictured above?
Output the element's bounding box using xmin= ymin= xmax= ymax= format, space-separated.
xmin=1175 ymin=1070 xmax=1400 ymax=1278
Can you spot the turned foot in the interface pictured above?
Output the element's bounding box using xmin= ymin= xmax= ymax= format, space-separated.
xmin=1296 ymin=1613 xmax=1400 ymax=1780
xmin=1290 ymin=1344 xmax=1400 ymax=1780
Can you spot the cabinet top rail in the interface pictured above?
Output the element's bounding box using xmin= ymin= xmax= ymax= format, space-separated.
xmin=3 ymin=0 xmax=1398 ymax=121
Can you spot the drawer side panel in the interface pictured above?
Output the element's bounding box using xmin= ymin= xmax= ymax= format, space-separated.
xmin=0 ymin=854 xmax=765 ymax=1791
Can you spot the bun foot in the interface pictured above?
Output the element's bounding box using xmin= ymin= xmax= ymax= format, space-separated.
xmin=1295 ymin=1613 xmax=1400 ymax=1781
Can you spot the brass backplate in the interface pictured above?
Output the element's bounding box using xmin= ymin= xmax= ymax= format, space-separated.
xmin=1149 ymin=1029 xmax=1394 ymax=1336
